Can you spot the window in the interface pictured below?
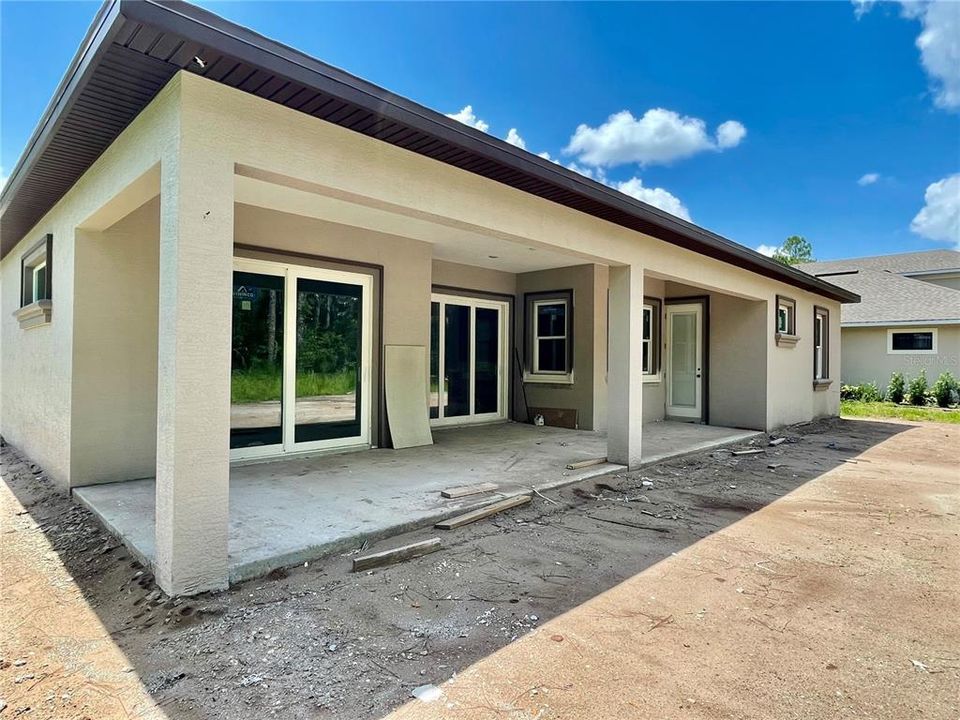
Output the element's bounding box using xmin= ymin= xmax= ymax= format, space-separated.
xmin=534 ymin=299 xmax=568 ymax=373
xmin=813 ymin=306 xmax=829 ymax=382
xmin=775 ymin=295 xmax=798 ymax=346
xmin=888 ymin=328 xmax=937 ymax=354
xmin=524 ymin=290 xmax=573 ymax=381
xmin=15 ymin=234 xmax=53 ymax=329
xmin=642 ymin=298 xmax=661 ymax=379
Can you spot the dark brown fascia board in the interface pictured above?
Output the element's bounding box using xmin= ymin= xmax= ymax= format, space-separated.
xmin=0 ymin=0 xmax=861 ymax=306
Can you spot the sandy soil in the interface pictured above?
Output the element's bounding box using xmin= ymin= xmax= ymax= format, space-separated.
xmin=1 ymin=418 xmax=957 ymax=720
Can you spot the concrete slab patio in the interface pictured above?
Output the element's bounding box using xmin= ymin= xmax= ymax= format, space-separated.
xmin=74 ymin=421 xmax=760 ymax=582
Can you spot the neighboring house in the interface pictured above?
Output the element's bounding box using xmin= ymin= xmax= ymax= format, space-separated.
xmin=0 ymin=0 xmax=857 ymax=595
xmin=801 ymin=250 xmax=960 ymax=388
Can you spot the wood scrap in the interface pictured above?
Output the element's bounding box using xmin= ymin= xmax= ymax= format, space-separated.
xmin=769 ymin=437 xmax=787 ymax=446
xmin=435 ymin=495 xmax=531 ymax=530
xmin=565 ymin=457 xmax=608 ymax=470
xmin=731 ymin=449 xmax=765 ymax=456
xmin=440 ymin=482 xmax=498 ymax=499
xmin=352 ymin=538 xmax=442 ymax=572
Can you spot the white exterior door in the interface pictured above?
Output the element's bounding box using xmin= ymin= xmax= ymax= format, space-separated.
xmin=666 ymin=303 xmax=703 ymax=420
xmin=230 ymin=258 xmax=373 ymax=461
xmin=429 ymin=293 xmax=509 ymax=426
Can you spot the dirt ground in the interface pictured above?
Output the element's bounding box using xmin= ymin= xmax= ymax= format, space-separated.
xmin=1 ymin=418 xmax=957 ymax=719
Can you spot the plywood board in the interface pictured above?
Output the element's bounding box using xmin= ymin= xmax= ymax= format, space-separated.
xmin=440 ymin=482 xmax=498 ymax=499
xmin=435 ymin=495 xmax=532 ymax=530
xmin=352 ymin=538 xmax=442 ymax=572
xmin=384 ymin=345 xmax=433 ymax=449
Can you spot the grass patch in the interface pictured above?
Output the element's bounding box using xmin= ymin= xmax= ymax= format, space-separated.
xmin=841 ymin=400 xmax=960 ymax=424
xmin=232 ymin=369 xmax=356 ymax=404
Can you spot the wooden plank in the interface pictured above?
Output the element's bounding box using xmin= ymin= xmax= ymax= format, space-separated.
xmin=565 ymin=457 xmax=607 ymax=470
xmin=352 ymin=538 xmax=442 ymax=572
xmin=731 ymin=449 xmax=764 ymax=456
xmin=440 ymin=482 xmax=498 ymax=499
xmin=768 ymin=437 xmax=787 ymax=446
xmin=435 ymin=495 xmax=532 ymax=530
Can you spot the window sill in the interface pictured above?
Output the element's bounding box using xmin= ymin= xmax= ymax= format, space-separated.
xmin=14 ymin=300 xmax=52 ymax=329
xmin=642 ymin=373 xmax=661 ymax=384
xmin=812 ymin=379 xmax=833 ymax=391
xmin=775 ymin=333 xmax=800 ymax=347
xmin=523 ymin=372 xmax=574 ymax=385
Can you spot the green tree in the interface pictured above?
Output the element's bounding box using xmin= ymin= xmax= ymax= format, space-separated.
xmin=773 ymin=235 xmax=815 ymax=266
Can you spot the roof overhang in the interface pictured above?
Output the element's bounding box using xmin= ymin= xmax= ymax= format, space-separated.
xmin=0 ymin=0 xmax=860 ymax=304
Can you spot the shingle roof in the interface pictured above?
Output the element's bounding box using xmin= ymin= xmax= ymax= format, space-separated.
xmin=799 ymin=269 xmax=959 ymax=325
xmin=801 ymin=249 xmax=960 ymax=276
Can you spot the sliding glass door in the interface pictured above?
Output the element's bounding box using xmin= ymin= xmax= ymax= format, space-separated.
xmin=231 ymin=258 xmax=372 ymax=460
xmin=430 ymin=293 xmax=509 ymax=426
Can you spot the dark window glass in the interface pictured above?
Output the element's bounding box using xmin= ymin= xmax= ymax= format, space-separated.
xmin=429 ymin=302 xmax=440 ymax=419
xmin=537 ymin=303 xmax=566 ymax=337
xmin=537 ymin=338 xmax=566 ymax=372
xmin=892 ymin=332 xmax=933 ymax=351
xmin=231 ymin=271 xmax=284 ymax=449
xmin=444 ymin=304 xmax=471 ymax=417
xmin=643 ymin=307 xmax=651 ymax=340
xmin=294 ymin=277 xmax=362 ymax=443
xmin=474 ymin=307 xmax=499 ymax=414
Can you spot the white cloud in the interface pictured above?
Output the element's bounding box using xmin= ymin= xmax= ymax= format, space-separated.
xmin=614 ymin=177 xmax=692 ymax=221
xmin=537 ymin=151 xmax=553 ymax=161
xmin=716 ymin=120 xmax=747 ymax=149
xmin=910 ymin=173 xmax=960 ymax=247
xmin=505 ymin=128 xmax=526 ymax=150
xmin=756 ymin=244 xmax=780 ymax=257
xmin=446 ymin=105 xmax=489 ymax=133
xmin=858 ymin=172 xmax=881 ymax=185
xmin=855 ymin=1 xmax=960 ymax=110
xmin=913 ymin=1 xmax=960 ymax=110
xmin=0 ymin=167 xmax=7 ymax=193
xmin=564 ymin=108 xmax=747 ymax=167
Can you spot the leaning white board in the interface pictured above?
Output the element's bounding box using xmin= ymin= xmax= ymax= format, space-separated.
xmin=384 ymin=345 xmax=434 ymax=449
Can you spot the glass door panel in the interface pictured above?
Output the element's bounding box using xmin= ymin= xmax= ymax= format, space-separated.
xmin=231 ymin=271 xmax=284 ymax=450
xmin=670 ymin=312 xmax=697 ymax=407
xmin=294 ymin=277 xmax=363 ymax=444
xmin=429 ymin=302 xmax=440 ymax=419
xmin=443 ymin=303 xmax=471 ymax=418
xmin=474 ymin=307 xmax=500 ymax=415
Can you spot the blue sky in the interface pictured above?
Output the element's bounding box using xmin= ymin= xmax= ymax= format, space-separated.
xmin=2 ymin=1 xmax=958 ymax=259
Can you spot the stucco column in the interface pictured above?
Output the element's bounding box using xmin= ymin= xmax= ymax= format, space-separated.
xmin=607 ymin=264 xmax=643 ymax=469
xmin=154 ymin=148 xmax=233 ymax=596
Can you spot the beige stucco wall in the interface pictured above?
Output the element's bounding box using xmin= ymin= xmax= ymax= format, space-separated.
xmin=709 ymin=294 xmax=768 ymax=430
xmin=840 ymin=325 xmax=960 ymax=388
xmin=70 ymin=198 xmax=160 ymax=485
xmin=1 ymin=68 xmax=849 ymax=495
xmin=432 ymin=260 xmax=516 ymax=297
xmin=0 ymin=77 xmax=179 ymax=489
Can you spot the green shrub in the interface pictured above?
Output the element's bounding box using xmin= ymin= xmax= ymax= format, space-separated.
xmin=887 ymin=372 xmax=906 ymax=404
xmin=931 ymin=371 xmax=959 ymax=408
xmin=841 ymin=382 xmax=883 ymax=402
xmin=907 ymin=370 xmax=929 ymax=406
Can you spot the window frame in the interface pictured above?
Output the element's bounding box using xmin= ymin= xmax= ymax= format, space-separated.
xmin=523 ymin=289 xmax=574 ymax=383
xmin=775 ymin=294 xmax=798 ymax=346
xmin=886 ymin=327 xmax=938 ymax=355
xmin=813 ymin=306 xmax=830 ymax=383
xmin=642 ymin=296 xmax=662 ymax=381
xmin=20 ymin=233 xmax=53 ymax=308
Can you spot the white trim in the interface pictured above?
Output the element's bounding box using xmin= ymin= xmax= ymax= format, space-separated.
xmin=31 ymin=261 xmax=47 ymax=303
xmin=886 ymin=327 xmax=938 ymax=355
xmin=430 ymin=292 xmax=510 ymax=427
xmin=230 ymin=257 xmax=373 ymax=462
xmin=665 ymin=303 xmax=703 ymax=419
xmin=814 ymin=312 xmax=826 ymax=379
xmin=843 ymin=319 xmax=960 ymax=327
